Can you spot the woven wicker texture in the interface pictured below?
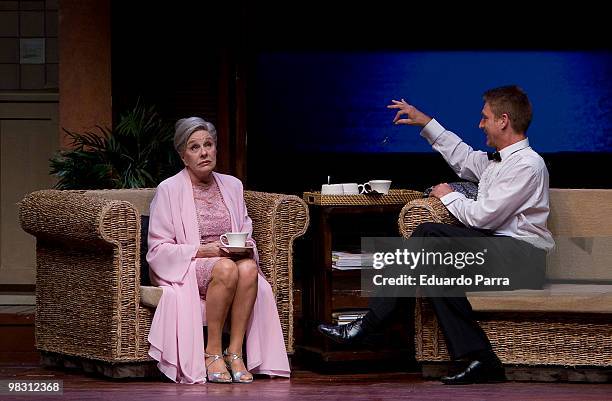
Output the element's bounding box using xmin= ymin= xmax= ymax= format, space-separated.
xmin=20 ymin=190 xmax=149 ymax=362
xmin=400 ymin=195 xmax=612 ymax=367
xmin=397 ymin=196 xmax=460 ymax=238
xmin=19 ymin=189 xmax=309 ymax=364
xmin=244 ymin=191 xmax=309 ymax=353
xmin=416 ymin=299 xmax=612 ymax=366
xmin=303 ymin=189 xmax=422 ymax=206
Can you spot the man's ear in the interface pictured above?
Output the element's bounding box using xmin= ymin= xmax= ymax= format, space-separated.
xmin=498 ymin=113 xmax=509 ymax=129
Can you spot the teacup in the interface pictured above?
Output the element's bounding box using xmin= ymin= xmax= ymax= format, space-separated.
xmin=220 ymin=232 xmax=249 ymax=247
xmin=341 ymin=183 xmax=360 ymax=195
xmin=321 ymin=184 xmax=344 ymax=195
xmin=359 ymin=180 xmax=392 ymax=195
xmin=369 ymin=180 xmax=392 ymax=194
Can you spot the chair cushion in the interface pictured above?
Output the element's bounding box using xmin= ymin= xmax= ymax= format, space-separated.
xmin=546 ymin=189 xmax=612 ymax=282
xmin=546 ymin=237 xmax=612 ymax=282
xmin=84 ymin=188 xmax=155 ymax=216
xmin=467 ymin=284 xmax=612 ymax=313
xmin=140 ymin=285 xmax=163 ymax=308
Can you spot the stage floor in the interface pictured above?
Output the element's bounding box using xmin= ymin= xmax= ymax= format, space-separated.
xmin=1 ymin=363 xmax=610 ymax=401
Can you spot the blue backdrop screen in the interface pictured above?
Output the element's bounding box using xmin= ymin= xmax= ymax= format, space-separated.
xmin=254 ymin=51 xmax=612 ymax=153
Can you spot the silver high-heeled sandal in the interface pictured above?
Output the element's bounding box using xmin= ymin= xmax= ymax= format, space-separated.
xmin=223 ymin=348 xmax=253 ymax=383
xmin=205 ymin=352 xmax=232 ymax=383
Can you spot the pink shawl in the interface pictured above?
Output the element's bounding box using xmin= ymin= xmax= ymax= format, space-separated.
xmin=146 ymin=169 xmax=290 ymax=383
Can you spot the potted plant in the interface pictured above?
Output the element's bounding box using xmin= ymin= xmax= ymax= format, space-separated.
xmin=50 ymin=100 xmax=181 ymax=189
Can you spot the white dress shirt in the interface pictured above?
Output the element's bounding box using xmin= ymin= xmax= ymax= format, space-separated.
xmin=420 ymin=119 xmax=555 ymax=251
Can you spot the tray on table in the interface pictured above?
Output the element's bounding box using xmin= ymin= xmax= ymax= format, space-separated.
xmin=303 ymin=189 xmax=423 ymax=206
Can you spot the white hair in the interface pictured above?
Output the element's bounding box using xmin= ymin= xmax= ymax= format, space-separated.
xmin=174 ymin=117 xmax=217 ymax=154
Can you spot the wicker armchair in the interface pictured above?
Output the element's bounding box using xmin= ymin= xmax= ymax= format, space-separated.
xmin=398 ymin=192 xmax=612 ymax=377
xmin=19 ymin=189 xmax=309 ymax=377
xmin=398 ymin=197 xmax=459 ymax=238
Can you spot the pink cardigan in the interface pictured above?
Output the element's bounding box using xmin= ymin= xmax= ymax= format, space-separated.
xmin=146 ymin=169 xmax=290 ymax=383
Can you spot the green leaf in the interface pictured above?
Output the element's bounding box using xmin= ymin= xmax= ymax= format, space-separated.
xmin=49 ymin=99 xmax=181 ymax=189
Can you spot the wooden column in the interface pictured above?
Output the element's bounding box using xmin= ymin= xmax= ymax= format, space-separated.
xmin=58 ymin=0 xmax=111 ymax=148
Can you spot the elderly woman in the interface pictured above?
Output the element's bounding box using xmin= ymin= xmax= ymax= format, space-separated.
xmin=146 ymin=117 xmax=290 ymax=384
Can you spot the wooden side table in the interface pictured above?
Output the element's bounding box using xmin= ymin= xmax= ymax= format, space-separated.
xmin=298 ymin=190 xmax=422 ymax=364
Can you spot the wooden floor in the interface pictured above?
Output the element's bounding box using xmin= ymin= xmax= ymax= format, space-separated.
xmin=1 ymin=363 xmax=611 ymax=401
xmin=1 ymin=303 xmax=610 ymax=400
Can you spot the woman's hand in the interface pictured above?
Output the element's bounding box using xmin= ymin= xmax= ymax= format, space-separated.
xmin=196 ymin=241 xmax=229 ymax=258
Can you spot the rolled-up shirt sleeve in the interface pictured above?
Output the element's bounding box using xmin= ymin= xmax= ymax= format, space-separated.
xmin=420 ymin=119 xmax=490 ymax=182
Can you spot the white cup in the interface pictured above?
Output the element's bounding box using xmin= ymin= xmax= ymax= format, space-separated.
xmin=369 ymin=180 xmax=392 ymax=194
xmin=321 ymin=184 xmax=344 ymax=195
xmin=359 ymin=180 xmax=392 ymax=195
xmin=220 ymin=232 xmax=249 ymax=247
xmin=342 ymin=183 xmax=360 ymax=195
xmin=358 ymin=183 xmax=370 ymax=194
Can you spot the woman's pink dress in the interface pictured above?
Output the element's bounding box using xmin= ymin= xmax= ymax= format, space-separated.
xmin=193 ymin=179 xmax=231 ymax=299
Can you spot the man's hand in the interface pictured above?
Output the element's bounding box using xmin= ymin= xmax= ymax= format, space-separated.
xmin=430 ymin=183 xmax=453 ymax=199
xmin=386 ymin=99 xmax=432 ymax=127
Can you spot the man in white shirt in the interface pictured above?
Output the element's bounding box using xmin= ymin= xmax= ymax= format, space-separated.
xmin=319 ymin=85 xmax=553 ymax=384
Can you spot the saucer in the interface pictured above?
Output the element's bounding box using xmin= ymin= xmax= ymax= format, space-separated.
xmin=221 ymin=245 xmax=254 ymax=253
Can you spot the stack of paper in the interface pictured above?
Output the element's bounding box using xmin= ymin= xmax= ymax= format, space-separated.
xmin=332 ymin=251 xmax=374 ymax=270
xmin=332 ymin=310 xmax=369 ymax=325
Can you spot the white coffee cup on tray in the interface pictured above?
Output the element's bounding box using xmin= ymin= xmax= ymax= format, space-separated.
xmin=321 ymin=184 xmax=344 ymax=195
xmin=220 ymin=232 xmax=249 ymax=247
xmin=359 ymin=180 xmax=392 ymax=195
xmin=341 ymin=183 xmax=360 ymax=195
xmin=369 ymin=180 xmax=392 ymax=194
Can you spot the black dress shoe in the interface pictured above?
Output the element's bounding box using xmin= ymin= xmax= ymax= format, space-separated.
xmin=441 ymin=360 xmax=506 ymax=385
xmin=317 ymin=318 xmax=370 ymax=344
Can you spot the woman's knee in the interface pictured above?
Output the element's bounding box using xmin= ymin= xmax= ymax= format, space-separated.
xmin=212 ymin=258 xmax=238 ymax=287
xmin=237 ymin=259 xmax=258 ymax=284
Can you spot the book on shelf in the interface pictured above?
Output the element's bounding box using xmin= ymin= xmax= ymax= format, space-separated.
xmin=332 ymin=250 xmax=374 ymax=270
xmin=332 ymin=309 xmax=369 ymax=325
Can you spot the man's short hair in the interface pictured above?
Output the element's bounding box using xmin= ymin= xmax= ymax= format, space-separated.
xmin=483 ymin=85 xmax=532 ymax=134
